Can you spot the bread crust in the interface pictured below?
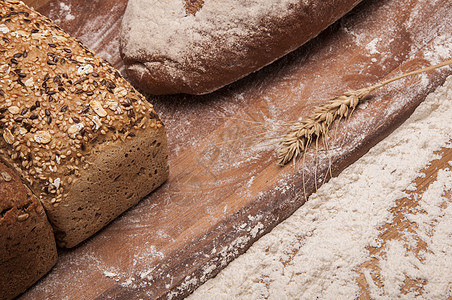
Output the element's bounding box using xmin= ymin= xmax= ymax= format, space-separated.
xmin=0 ymin=0 xmax=169 ymax=247
xmin=120 ymin=0 xmax=362 ymax=95
xmin=0 ymin=162 xmax=57 ymax=300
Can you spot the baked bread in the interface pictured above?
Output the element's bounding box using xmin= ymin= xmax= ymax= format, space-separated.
xmin=0 ymin=0 xmax=169 ymax=248
xmin=120 ymin=0 xmax=363 ymax=95
xmin=0 ymin=162 xmax=57 ymax=300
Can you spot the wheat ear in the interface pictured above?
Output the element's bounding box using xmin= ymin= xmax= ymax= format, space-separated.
xmin=277 ymin=58 xmax=452 ymax=166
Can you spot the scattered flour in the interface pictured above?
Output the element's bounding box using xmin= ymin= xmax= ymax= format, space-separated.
xmin=59 ymin=3 xmax=75 ymax=21
xmin=424 ymin=34 xmax=452 ymax=65
xmin=103 ymin=271 xmax=119 ymax=279
xmin=369 ymin=168 xmax=452 ymax=299
xmin=366 ymin=37 xmax=381 ymax=55
xmin=47 ymin=2 xmax=75 ymax=23
xmin=189 ymin=75 xmax=452 ymax=298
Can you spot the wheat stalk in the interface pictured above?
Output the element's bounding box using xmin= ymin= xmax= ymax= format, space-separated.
xmin=277 ymin=58 xmax=452 ymax=166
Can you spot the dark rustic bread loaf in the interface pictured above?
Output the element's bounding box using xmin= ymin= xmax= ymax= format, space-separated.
xmin=0 ymin=0 xmax=169 ymax=248
xmin=0 ymin=162 xmax=57 ymax=300
xmin=120 ymin=0 xmax=363 ymax=95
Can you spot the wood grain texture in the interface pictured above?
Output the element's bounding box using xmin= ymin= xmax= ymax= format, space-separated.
xmin=18 ymin=0 xmax=452 ymax=299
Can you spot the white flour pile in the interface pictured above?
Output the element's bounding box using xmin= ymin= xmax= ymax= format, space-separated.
xmin=189 ymin=75 xmax=452 ymax=298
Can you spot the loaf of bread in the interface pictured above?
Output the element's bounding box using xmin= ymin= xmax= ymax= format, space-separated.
xmin=0 ymin=0 xmax=169 ymax=248
xmin=0 ymin=162 xmax=58 ymax=300
xmin=120 ymin=0 xmax=363 ymax=95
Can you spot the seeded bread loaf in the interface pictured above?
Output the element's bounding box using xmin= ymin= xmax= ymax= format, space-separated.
xmin=120 ymin=0 xmax=363 ymax=95
xmin=0 ymin=162 xmax=58 ymax=300
xmin=0 ymin=0 xmax=169 ymax=248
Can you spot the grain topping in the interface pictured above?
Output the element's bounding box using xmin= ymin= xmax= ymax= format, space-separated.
xmin=0 ymin=0 xmax=164 ymax=205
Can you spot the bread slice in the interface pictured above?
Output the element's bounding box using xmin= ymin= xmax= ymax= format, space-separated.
xmin=0 ymin=0 xmax=169 ymax=248
xmin=0 ymin=162 xmax=58 ymax=300
xmin=120 ymin=0 xmax=363 ymax=95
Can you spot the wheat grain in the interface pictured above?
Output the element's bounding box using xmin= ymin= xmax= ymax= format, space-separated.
xmin=277 ymin=58 xmax=452 ymax=165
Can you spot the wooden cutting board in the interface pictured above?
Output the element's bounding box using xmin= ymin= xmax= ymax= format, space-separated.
xmin=18 ymin=0 xmax=452 ymax=299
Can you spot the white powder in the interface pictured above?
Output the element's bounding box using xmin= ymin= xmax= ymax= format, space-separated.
xmin=121 ymin=0 xmax=299 ymax=59
xmin=189 ymin=75 xmax=452 ymax=298
xmin=103 ymin=271 xmax=119 ymax=279
xmin=424 ymin=34 xmax=452 ymax=65
xmin=59 ymin=3 xmax=75 ymax=21
xmin=369 ymin=168 xmax=452 ymax=299
xmin=366 ymin=37 xmax=381 ymax=55
xmin=47 ymin=2 xmax=75 ymax=23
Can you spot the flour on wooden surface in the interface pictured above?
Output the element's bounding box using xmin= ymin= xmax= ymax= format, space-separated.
xmin=189 ymin=75 xmax=452 ymax=298
xmin=46 ymin=1 xmax=74 ymax=23
xmin=44 ymin=1 xmax=123 ymax=70
xmin=59 ymin=3 xmax=74 ymax=21
xmin=368 ymin=168 xmax=452 ymax=299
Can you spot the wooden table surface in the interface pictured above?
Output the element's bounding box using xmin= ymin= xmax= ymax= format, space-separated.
xmin=17 ymin=0 xmax=452 ymax=299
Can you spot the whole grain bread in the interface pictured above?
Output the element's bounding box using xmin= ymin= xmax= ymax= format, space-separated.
xmin=120 ymin=0 xmax=362 ymax=95
xmin=0 ymin=162 xmax=58 ymax=300
xmin=0 ymin=0 xmax=169 ymax=248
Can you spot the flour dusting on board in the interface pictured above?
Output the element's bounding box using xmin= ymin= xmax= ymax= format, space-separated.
xmin=45 ymin=1 xmax=124 ymax=69
xmin=367 ymin=169 xmax=452 ymax=298
xmin=44 ymin=1 xmax=74 ymax=23
xmin=424 ymin=34 xmax=452 ymax=65
xmin=189 ymin=76 xmax=452 ymax=298
xmin=59 ymin=3 xmax=74 ymax=21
